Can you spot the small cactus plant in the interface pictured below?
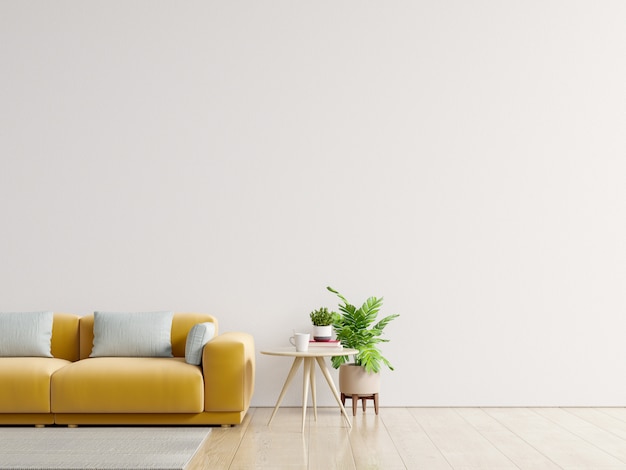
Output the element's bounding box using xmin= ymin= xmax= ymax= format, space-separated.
xmin=309 ymin=307 xmax=337 ymax=326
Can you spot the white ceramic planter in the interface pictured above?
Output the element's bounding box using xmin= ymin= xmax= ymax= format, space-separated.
xmin=312 ymin=325 xmax=333 ymax=341
xmin=338 ymin=363 xmax=381 ymax=395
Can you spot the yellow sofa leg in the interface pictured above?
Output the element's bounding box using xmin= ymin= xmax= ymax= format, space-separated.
xmin=68 ymin=424 xmax=78 ymax=428
xmin=35 ymin=425 xmax=45 ymax=428
xmin=221 ymin=424 xmax=232 ymax=428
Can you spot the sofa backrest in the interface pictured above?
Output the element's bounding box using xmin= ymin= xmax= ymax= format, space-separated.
xmin=78 ymin=312 xmax=218 ymax=360
xmin=51 ymin=313 xmax=81 ymax=361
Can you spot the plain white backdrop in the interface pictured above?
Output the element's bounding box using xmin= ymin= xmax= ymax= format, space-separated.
xmin=1 ymin=1 xmax=625 ymax=406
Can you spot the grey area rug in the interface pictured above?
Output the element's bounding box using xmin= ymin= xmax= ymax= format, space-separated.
xmin=0 ymin=427 xmax=211 ymax=470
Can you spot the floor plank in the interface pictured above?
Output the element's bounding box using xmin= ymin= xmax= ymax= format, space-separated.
xmin=187 ymin=409 xmax=254 ymax=470
xmin=410 ymin=408 xmax=518 ymax=470
xmin=348 ymin=411 xmax=407 ymax=469
xmin=456 ymin=408 xmax=561 ymax=470
xmin=597 ymin=408 xmax=626 ymax=425
xmin=564 ymin=408 xmax=626 ymax=441
xmin=229 ymin=408 xmax=310 ymax=470
xmin=198 ymin=408 xmax=626 ymax=469
xmin=485 ymin=407 xmax=626 ymax=469
xmin=380 ymin=407 xmax=453 ymax=470
xmin=308 ymin=408 xmax=355 ymax=470
xmin=532 ymin=408 xmax=626 ymax=464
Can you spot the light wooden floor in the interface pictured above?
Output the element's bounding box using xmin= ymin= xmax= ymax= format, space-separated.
xmin=194 ymin=407 xmax=626 ymax=470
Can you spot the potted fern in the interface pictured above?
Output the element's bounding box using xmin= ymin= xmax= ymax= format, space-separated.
xmin=309 ymin=307 xmax=337 ymax=341
xmin=327 ymin=286 xmax=399 ymax=404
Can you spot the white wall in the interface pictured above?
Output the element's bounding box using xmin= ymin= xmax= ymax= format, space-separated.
xmin=1 ymin=1 xmax=625 ymax=406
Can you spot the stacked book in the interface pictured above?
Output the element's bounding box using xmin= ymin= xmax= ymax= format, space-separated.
xmin=308 ymin=339 xmax=343 ymax=349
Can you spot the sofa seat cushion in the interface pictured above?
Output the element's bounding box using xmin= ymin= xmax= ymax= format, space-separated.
xmin=0 ymin=358 xmax=71 ymax=413
xmin=51 ymin=357 xmax=204 ymax=413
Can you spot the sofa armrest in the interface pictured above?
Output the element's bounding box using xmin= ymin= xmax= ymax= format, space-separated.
xmin=202 ymin=332 xmax=255 ymax=412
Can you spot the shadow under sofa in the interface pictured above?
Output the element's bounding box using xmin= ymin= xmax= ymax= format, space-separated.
xmin=0 ymin=312 xmax=255 ymax=426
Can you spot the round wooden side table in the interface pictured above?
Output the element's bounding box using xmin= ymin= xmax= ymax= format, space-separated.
xmin=261 ymin=347 xmax=358 ymax=432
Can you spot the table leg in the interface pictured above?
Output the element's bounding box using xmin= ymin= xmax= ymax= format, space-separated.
xmin=310 ymin=359 xmax=317 ymax=422
xmin=301 ymin=358 xmax=312 ymax=432
xmin=268 ymin=356 xmax=304 ymax=426
xmin=315 ymin=357 xmax=352 ymax=428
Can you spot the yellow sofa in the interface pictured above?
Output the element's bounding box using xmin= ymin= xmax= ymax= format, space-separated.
xmin=0 ymin=312 xmax=255 ymax=426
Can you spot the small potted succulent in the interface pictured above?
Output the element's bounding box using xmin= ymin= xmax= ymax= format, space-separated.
xmin=309 ymin=307 xmax=338 ymax=342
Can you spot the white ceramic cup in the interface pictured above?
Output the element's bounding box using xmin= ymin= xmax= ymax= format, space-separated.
xmin=289 ymin=333 xmax=310 ymax=352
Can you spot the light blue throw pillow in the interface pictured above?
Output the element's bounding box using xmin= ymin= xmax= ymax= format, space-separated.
xmin=0 ymin=311 xmax=54 ymax=357
xmin=185 ymin=322 xmax=216 ymax=365
xmin=90 ymin=311 xmax=175 ymax=357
